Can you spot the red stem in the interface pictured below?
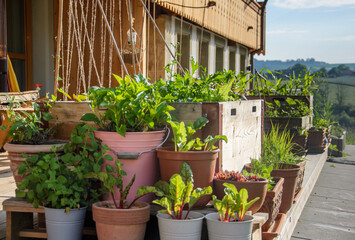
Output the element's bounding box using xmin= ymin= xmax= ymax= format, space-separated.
xmin=119 ymin=192 xmax=124 ymax=209
xmin=224 ymin=201 xmax=229 ymax=222
xmin=111 ymin=192 xmax=119 ymax=209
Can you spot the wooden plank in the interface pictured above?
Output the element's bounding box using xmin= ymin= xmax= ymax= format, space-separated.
xmin=24 ymin=0 xmax=33 ymax=91
xmin=0 ymin=90 xmax=39 ymax=103
xmin=7 ymin=53 xmax=25 ymax=60
xmin=18 ymin=229 xmax=47 ymax=238
xmin=3 ymin=198 xmax=45 ymax=213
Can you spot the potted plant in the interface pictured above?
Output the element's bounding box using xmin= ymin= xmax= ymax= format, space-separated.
xmin=245 ymin=126 xmax=301 ymax=213
xmin=81 ymin=74 xmax=174 ymax=201
xmin=213 ymin=170 xmax=268 ymax=214
xmin=3 ymin=99 xmax=66 ymax=184
xmin=205 ymin=183 xmax=259 ymax=240
xmin=146 ymin=162 xmax=212 ymax=240
xmin=328 ymin=124 xmax=346 ymax=157
xmin=290 ymin=127 xmax=308 ymax=156
xmin=157 ymin=117 xmax=227 ymax=207
xmin=16 ymin=124 xmax=105 ymax=240
xmin=85 ymin=157 xmax=155 ymax=240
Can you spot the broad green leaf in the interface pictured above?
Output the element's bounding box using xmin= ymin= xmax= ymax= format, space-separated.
xmin=80 ymin=113 xmax=100 ymax=124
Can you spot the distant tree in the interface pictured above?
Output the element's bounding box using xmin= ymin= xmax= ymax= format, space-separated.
xmin=318 ymin=67 xmax=328 ymax=77
xmin=290 ymin=63 xmax=307 ymax=76
xmin=337 ymin=64 xmax=350 ymax=72
xmin=328 ymin=67 xmax=341 ymax=77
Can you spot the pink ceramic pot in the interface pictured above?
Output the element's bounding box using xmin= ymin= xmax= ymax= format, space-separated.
xmin=94 ymin=130 xmax=166 ymax=202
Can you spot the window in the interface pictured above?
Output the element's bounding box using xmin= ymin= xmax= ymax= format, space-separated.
xmin=216 ymin=46 xmax=223 ymax=72
xmin=177 ymin=33 xmax=190 ymax=72
xmin=200 ymin=41 xmax=209 ymax=73
xmin=229 ymin=50 xmax=235 ymax=71
xmin=240 ymin=47 xmax=246 ymax=73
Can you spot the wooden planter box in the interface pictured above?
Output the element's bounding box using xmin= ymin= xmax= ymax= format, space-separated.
xmin=329 ymin=131 xmax=346 ymax=157
xmin=168 ymin=100 xmax=263 ymax=172
xmin=264 ymin=116 xmax=312 ymax=134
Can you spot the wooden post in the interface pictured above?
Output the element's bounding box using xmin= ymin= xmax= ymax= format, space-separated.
xmin=53 ymin=0 xmax=63 ymax=96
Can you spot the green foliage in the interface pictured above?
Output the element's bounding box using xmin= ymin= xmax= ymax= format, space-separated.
xmin=212 ymin=183 xmax=259 ymax=222
xmin=156 ymin=59 xmax=251 ymax=102
xmin=244 ymin=160 xmax=274 ymax=191
xmin=84 ymin=157 xmax=156 ymax=209
xmin=5 ymin=98 xmax=55 ymax=144
xmin=81 ymin=74 xmax=174 ymax=136
xmin=265 ymin=98 xmax=312 ymax=117
xmin=249 ymin=69 xmax=318 ymax=96
xmin=168 ymin=117 xmax=228 ymax=152
xmin=16 ymin=124 xmax=105 ymax=211
xmin=147 ymin=162 xmax=212 ymax=219
xmin=258 ymin=125 xmax=301 ymax=170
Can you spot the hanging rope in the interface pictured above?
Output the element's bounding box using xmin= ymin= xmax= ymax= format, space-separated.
xmin=179 ymin=0 xmax=184 ymax=73
xmin=126 ymin=0 xmax=136 ymax=74
xmin=199 ymin=0 xmax=207 ymax=63
xmin=108 ymin=0 xmax=115 ymax=86
xmin=153 ymin=2 xmax=156 ymax=80
xmin=138 ymin=0 xmax=185 ymax=74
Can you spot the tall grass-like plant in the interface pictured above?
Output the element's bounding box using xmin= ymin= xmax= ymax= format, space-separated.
xmin=261 ymin=125 xmax=300 ymax=169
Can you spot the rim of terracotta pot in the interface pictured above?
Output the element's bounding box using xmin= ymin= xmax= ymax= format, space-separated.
xmin=4 ymin=141 xmax=67 ymax=153
xmin=157 ymin=146 xmax=219 ymax=155
xmin=93 ymin=201 xmax=150 ymax=225
xmin=271 ymin=163 xmax=300 ymax=178
xmin=213 ymin=177 xmax=268 ymax=185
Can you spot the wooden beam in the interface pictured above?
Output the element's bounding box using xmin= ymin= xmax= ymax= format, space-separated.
xmin=24 ymin=0 xmax=33 ymax=91
xmin=7 ymin=52 xmax=25 ymax=60
xmin=53 ymin=0 xmax=63 ymax=96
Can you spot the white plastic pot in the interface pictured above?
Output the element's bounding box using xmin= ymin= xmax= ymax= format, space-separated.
xmin=206 ymin=212 xmax=254 ymax=240
xmin=44 ymin=207 xmax=87 ymax=240
xmin=156 ymin=211 xmax=204 ymax=240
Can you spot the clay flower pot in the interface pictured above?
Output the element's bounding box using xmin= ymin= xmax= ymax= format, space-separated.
xmin=92 ymin=201 xmax=150 ymax=240
xmin=270 ymin=164 xmax=300 ymax=213
xmin=307 ymin=129 xmax=326 ymax=153
xmin=258 ymin=177 xmax=284 ymax=231
xmin=294 ymin=160 xmax=307 ymax=201
xmin=4 ymin=141 xmax=66 ymax=184
xmin=94 ymin=130 xmax=166 ymax=202
xmin=157 ymin=147 xmax=219 ymax=208
xmin=213 ymin=177 xmax=268 ymax=214
xmin=291 ymin=135 xmax=308 ymax=156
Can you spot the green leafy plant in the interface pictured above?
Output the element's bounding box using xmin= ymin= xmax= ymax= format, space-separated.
xmin=168 ymin=117 xmax=228 ymax=152
xmin=265 ymin=98 xmax=311 ymax=118
xmin=81 ymin=74 xmax=174 ymax=136
xmin=147 ymin=162 xmax=212 ymax=219
xmin=5 ymin=98 xmax=55 ymax=144
xmin=215 ymin=170 xmax=263 ymax=182
xmin=212 ymin=183 xmax=259 ymax=222
xmin=259 ymin=125 xmax=301 ymax=169
xmin=84 ymin=158 xmax=156 ymax=209
xmin=16 ymin=124 xmax=106 ymax=211
xmin=244 ymin=159 xmax=274 ymax=191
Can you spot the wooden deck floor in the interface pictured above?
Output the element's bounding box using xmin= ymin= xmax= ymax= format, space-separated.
xmin=0 ymin=152 xmax=17 ymax=240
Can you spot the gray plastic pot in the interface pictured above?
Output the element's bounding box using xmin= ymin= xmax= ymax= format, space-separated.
xmin=156 ymin=211 xmax=204 ymax=240
xmin=44 ymin=206 xmax=87 ymax=240
xmin=206 ymin=212 xmax=254 ymax=240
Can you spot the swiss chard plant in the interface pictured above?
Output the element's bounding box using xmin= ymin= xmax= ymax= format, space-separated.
xmin=84 ymin=158 xmax=156 ymax=209
xmin=148 ymin=162 xmax=212 ymax=219
xmin=4 ymin=97 xmax=56 ymax=144
xmin=168 ymin=117 xmax=228 ymax=152
xmin=81 ymin=74 xmax=174 ymax=137
xmin=16 ymin=124 xmax=106 ymax=211
xmin=212 ymin=183 xmax=259 ymax=222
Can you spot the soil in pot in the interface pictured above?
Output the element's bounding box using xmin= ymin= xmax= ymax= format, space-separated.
xmin=157 ymin=147 xmax=219 ymax=208
xmin=4 ymin=141 xmax=66 ymax=184
xmin=92 ymin=201 xmax=150 ymax=240
xmin=213 ymin=177 xmax=268 ymax=214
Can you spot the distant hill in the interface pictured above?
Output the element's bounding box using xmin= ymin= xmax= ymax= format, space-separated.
xmin=254 ymin=58 xmax=355 ymax=72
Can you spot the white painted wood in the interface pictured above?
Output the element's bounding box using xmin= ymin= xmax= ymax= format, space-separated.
xmin=236 ymin=45 xmax=240 ymax=74
xmin=164 ymin=16 xmax=177 ymax=78
xmin=221 ymin=100 xmax=262 ymax=171
xmin=223 ymin=40 xmax=229 ymax=71
xmin=190 ymin=26 xmax=199 ymax=76
xmin=208 ymin=35 xmax=216 ymax=75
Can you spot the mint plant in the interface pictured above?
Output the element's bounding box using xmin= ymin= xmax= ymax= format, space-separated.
xmin=81 ymin=74 xmax=174 ymax=136
xmin=16 ymin=124 xmax=106 ymax=212
xmin=148 ymin=162 xmax=212 ymax=219
xmin=212 ymin=183 xmax=259 ymax=222
xmin=168 ymin=117 xmax=227 ymax=152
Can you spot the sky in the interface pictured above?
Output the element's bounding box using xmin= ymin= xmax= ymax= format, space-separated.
xmin=255 ymin=0 xmax=355 ymax=64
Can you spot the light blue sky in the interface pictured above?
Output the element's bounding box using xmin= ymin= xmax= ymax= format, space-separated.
xmin=255 ymin=0 xmax=355 ymax=64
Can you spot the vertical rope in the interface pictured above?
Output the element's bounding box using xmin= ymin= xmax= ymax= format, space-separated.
xmin=126 ymin=0 xmax=136 ymax=74
xmin=179 ymin=0 xmax=184 ymax=72
xmin=153 ymin=2 xmax=156 ymax=80
xmin=108 ymin=0 xmax=115 ymax=86
xmin=147 ymin=0 xmax=150 ymax=77
xmin=119 ymin=0 xmax=124 ymax=77
xmin=199 ymin=0 xmax=207 ymax=63
xmin=137 ymin=0 xmax=146 ymax=75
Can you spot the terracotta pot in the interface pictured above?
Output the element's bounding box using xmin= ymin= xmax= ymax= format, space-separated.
xmin=307 ymin=129 xmax=326 ymax=153
xmin=94 ymin=130 xmax=166 ymax=202
xmin=258 ymin=177 xmax=284 ymax=231
xmin=291 ymin=135 xmax=308 ymax=156
xmin=92 ymin=201 xmax=150 ymax=240
xmin=157 ymin=147 xmax=219 ymax=208
xmin=4 ymin=142 xmax=66 ymax=184
xmin=270 ymin=164 xmax=300 ymax=213
xmin=294 ymin=160 xmax=307 ymax=199
xmin=213 ymin=178 xmax=268 ymax=214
